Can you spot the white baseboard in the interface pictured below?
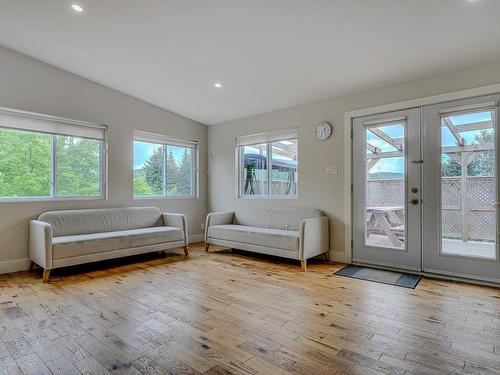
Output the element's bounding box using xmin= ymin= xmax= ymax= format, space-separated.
xmin=188 ymin=233 xmax=204 ymax=244
xmin=0 ymin=258 xmax=30 ymax=275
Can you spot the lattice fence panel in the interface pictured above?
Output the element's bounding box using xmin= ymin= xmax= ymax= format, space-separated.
xmin=442 ymin=178 xmax=461 ymax=207
xmin=367 ymin=176 xmax=495 ymax=241
xmin=469 ymin=211 xmax=495 ymax=240
xmin=441 ymin=210 xmax=462 ymax=238
xmin=468 ymin=177 xmax=495 ymax=209
xmin=367 ymin=179 xmax=404 ymax=206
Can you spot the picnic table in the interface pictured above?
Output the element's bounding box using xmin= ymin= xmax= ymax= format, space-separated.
xmin=366 ymin=206 xmax=405 ymax=247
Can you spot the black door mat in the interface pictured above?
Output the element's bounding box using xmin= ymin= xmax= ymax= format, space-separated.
xmin=334 ymin=265 xmax=422 ymax=289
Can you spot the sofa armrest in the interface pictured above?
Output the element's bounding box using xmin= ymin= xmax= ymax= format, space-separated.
xmin=29 ymin=220 xmax=53 ymax=269
xmin=205 ymin=211 xmax=235 ymax=242
xmin=299 ymin=216 xmax=329 ymax=260
xmin=162 ymin=213 xmax=188 ymax=245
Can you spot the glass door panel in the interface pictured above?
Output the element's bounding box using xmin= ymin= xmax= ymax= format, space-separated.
xmin=440 ymin=110 xmax=496 ymax=259
xmin=352 ymin=108 xmax=421 ymax=271
xmin=422 ymin=95 xmax=500 ymax=283
xmin=365 ymin=122 xmax=406 ymax=249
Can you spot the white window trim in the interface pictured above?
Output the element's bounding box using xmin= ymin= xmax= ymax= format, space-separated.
xmin=236 ymin=129 xmax=298 ymax=199
xmin=133 ymin=130 xmax=199 ymax=199
xmin=0 ymin=107 xmax=107 ymax=203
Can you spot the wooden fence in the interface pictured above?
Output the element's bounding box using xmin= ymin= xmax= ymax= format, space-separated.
xmin=367 ymin=177 xmax=495 ymax=241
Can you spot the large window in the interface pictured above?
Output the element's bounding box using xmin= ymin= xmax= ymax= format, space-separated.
xmin=0 ymin=109 xmax=106 ymax=200
xmin=237 ymin=129 xmax=298 ymax=197
xmin=133 ymin=131 xmax=197 ymax=198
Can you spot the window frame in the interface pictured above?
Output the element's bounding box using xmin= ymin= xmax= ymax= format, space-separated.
xmin=0 ymin=107 xmax=107 ymax=203
xmin=133 ymin=131 xmax=198 ymax=200
xmin=236 ymin=130 xmax=298 ymax=199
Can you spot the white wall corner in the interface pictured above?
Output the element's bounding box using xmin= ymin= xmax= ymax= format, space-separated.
xmin=332 ymin=250 xmax=347 ymax=263
xmin=188 ymin=233 xmax=205 ymax=244
xmin=0 ymin=258 xmax=30 ymax=275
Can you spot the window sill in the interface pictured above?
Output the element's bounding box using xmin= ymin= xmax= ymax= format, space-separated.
xmin=237 ymin=195 xmax=298 ymax=200
xmin=0 ymin=196 xmax=106 ymax=203
xmin=133 ymin=195 xmax=197 ymax=200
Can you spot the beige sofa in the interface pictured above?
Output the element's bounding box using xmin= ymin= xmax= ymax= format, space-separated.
xmin=29 ymin=207 xmax=188 ymax=282
xmin=205 ymin=208 xmax=329 ymax=271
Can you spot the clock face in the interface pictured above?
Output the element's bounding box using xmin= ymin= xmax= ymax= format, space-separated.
xmin=316 ymin=122 xmax=332 ymax=140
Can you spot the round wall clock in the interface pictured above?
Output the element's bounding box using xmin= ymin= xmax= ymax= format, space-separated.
xmin=315 ymin=121 xmax=333 ymax=140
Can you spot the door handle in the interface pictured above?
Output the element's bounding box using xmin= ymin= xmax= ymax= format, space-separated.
xmin=407 ymin=198 xmax=419 ymax=205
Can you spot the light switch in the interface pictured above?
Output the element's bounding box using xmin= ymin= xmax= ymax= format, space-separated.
xmin=326 ymin=165 xmax=338 ymax=176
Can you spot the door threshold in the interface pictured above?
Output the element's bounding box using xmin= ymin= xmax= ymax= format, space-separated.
xmin=351 ymin=261 xmax=500 ymax=288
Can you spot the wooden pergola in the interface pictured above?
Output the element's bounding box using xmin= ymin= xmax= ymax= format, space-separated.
xmin=366 ymin=117 xmax=494 ymax=243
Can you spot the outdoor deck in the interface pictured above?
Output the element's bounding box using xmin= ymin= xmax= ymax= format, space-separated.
xmin=367 ymin=234 xmax=496 ymax=259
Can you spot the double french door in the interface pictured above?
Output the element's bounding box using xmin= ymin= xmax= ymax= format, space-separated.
xmin=352 ymin=94 xmax=500 ymax=283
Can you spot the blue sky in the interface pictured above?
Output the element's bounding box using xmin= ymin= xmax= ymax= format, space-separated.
xmin=133 ymin=141 xmax=187 ymax=170
xmin=366 ymin=123 xmax=404 ymax=174
xmin=367 ymin=111 xmax=492 ymax=175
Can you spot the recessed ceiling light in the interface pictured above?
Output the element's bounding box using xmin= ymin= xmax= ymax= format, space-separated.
xmin=214 ymin=82 xmax=223 ymax=88
xmin=71 ymin=4 xmax=83 ymax=12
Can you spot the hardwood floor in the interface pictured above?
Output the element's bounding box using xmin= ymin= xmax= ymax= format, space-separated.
xmin=0 ymin=243 xmax=499 ymax=374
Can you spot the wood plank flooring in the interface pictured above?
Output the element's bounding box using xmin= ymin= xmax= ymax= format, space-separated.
xmin=0 ymin=243 xmax=499 ymax=374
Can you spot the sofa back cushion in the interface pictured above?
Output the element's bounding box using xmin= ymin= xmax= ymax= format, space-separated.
xmin=38 ymin=207 xmax=162 ymax=237
xmin=234 ymin=207 xmax=323 ymax=231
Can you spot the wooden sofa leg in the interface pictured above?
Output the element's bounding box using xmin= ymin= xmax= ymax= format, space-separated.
xmin=29 ymin=261 xmax=36 ymax=272
xmin=42 ymin=269 xmax=51 ymax=283
xmin=184 ymin=246 xmax=189 ymax=256
xmin=323 ymin=252 xmax=331 ymax=262
xmin=301 ymin=260 xmax=307 ymax=272
xmin=205 ymin=243 xmax=209 ymax=252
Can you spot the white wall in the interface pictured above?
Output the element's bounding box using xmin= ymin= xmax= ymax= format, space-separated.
xmin=208 ymin=59 xmax=500 ymax=261
xmin=0 ymin=46 xmax=208 ymax=273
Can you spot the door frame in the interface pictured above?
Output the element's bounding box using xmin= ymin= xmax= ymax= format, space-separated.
xmin=342 ymin=83 xmax=500 ymax=265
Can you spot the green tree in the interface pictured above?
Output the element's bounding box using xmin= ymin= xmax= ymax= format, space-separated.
xmin=177 ymin=148 xmax=193 ymax=195
xmin=143 ymin=146 xmax=164 ymax=195
xmin=442 ymin=130 xmax=494 ymax=177
xmin=133 ymin=175 xmax=152 ymax=195
xmin=0 ymin=129 xmax=51 ymax=197
xmin=166 ymin=148 xmax=178 ymax=195
xmin=468 ymin=130 xmax=494 ymax=176
xmin=441 ymin=154 xmax=461 ymax=177
xmin=56 ymin=136 xmax=100 ymax=196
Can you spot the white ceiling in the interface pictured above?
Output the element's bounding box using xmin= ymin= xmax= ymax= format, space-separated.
xmin=1 ymin=1 xmax=500 ymax=125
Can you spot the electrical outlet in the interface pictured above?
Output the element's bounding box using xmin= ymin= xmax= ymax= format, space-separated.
xmin=201 ymin=222 xmax=205 ymax=230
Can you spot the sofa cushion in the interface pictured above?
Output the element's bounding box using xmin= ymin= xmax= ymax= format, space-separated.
xmin=208 ymin=225 xmax=299 ymax=251
xmin=108 ymin=207 xmax=163 ymax=232
xmin=52 ymin=226 xmax=183 ymax=259
xmin=39 ymin=207 xmax=162 ymax=237
xmin=234 ymin=208 xmax=323 ymax=231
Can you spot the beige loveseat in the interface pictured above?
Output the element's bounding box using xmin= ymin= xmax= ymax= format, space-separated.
xmin=29 ymin=207 xmax=188 ymax=282
xmin=205 ymin=208 xmax=329 ymax=271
